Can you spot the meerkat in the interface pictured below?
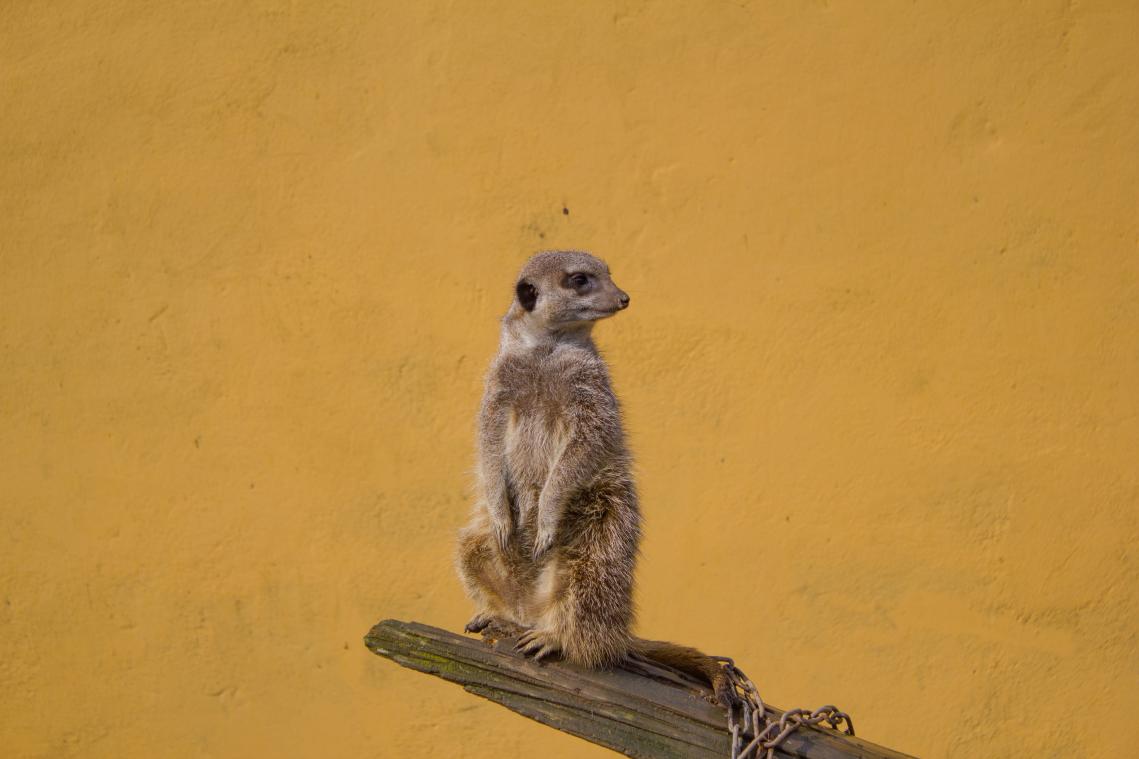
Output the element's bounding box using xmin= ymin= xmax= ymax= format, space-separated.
xmin=455 ymin=250 xmax=734 ymax=705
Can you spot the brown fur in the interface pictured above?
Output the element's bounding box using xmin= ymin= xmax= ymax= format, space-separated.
xmin=456 ymin=250 xmax=733 ymax=705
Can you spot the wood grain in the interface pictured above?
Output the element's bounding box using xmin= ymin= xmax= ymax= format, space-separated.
xmin=364 ymin=620 xmax=916 ymax=759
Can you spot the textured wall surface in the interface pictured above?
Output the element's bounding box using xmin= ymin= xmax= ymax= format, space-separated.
xmin=2 ymin=2 xmax=1137 ymax=757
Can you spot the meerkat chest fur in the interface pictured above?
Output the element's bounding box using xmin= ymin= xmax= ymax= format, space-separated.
xmin=501 ymin=372 xmax=570 ymax=520
xmin=496 ymin=347 xmax=621 ymax=527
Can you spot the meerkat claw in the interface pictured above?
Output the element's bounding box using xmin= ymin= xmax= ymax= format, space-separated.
xmin=532 ymin=644 xmax=558 ymax=662
xmin=464 ymin=614 xmax=492 ymax=634
xmin=531 ymin=530 xmax=554 ymax=560
xmin=515 ymin=630 xmax=560 ymax=661
xmin=491 ymin=520 xmax=512 ymax=553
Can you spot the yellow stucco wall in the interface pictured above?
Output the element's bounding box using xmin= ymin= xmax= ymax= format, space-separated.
xmin=2 ymin=2 xmax=1137 ymax=757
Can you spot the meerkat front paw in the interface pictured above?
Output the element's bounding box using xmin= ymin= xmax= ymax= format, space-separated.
xmin=531 ymin=524 xmax=556 ymax=560
xmin=491 ymin=515 xmax=513 ymax=553
xmin=514 ymin=629 xmax=562 ymax=662
xmin=464 ymin=613 xmax=493 ymax=634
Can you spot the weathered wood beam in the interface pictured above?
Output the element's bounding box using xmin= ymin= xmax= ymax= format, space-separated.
xmin=364 ymin=619 xmax=915 ymax=759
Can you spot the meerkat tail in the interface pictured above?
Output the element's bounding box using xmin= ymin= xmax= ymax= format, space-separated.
xmin=630 ymin=638 xmax=738 ymax=707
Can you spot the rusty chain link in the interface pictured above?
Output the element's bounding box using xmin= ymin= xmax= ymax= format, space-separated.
xmin=712 ymin=656 xmax=854 ymax=759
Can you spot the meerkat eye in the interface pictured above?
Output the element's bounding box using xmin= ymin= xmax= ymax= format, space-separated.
xmin=567 ymin=273 xmax=591 ymax=291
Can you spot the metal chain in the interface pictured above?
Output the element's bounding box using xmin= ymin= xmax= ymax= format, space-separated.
xmin=713 ymin=656 xmax=854 ymax=759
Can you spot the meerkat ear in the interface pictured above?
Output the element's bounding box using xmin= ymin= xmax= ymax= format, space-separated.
xmin=516 ymin=279 xmax=538 ymax=311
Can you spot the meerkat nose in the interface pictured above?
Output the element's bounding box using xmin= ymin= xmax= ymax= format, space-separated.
xmin=618 ymin=292 xmax=630 ymax=309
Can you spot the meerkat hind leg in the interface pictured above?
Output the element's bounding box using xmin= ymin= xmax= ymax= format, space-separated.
xmin=519 ymin=545 xmax=633 ymax=669
xmin=457 ymin=529 xmax=526 ymax=639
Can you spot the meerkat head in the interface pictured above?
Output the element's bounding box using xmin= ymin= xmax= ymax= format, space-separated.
xmin=510 ymin=251 xmax=630 ymax=337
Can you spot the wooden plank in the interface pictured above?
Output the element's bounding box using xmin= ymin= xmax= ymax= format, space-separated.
xmin=364 ymin=619 xmax=917 ymax=759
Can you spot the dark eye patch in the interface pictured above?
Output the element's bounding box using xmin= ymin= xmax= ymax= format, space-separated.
xmin=516 ymin=279 xmax=538 ymax=311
